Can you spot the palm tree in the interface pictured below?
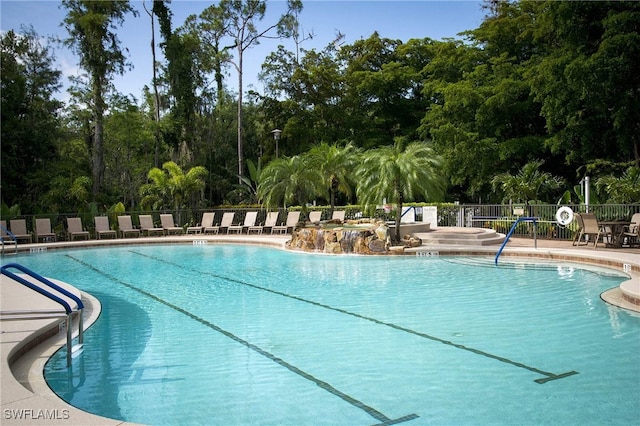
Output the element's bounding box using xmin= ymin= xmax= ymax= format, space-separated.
xmin=355 ymin=138 xmax=446 ymax=242
xmin=595 ymin=166 xmax=640 ymax=203
xmin=491 ymin=160 xmax=564 ymax=206
xmin=257 ymin=155 xmax=324 ymax=218
xmin=306 ymin=142 xmax=361 ymax=214
xmin=140 ymin=161 xmax=207 ymax=213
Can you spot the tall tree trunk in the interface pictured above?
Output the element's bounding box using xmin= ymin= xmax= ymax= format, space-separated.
xmin=148 ymin=4 xmax=161 ymax=168
xmin=92 ymin=77 xmax=105 ymax=196
xmin=237 ymin=48 xmax=244 ymax=185
xmin=394 ymin=191 xmax=404 ymax=243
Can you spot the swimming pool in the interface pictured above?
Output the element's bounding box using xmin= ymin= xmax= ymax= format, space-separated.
xmin=13 ymin=244 xmax=639 ymax=424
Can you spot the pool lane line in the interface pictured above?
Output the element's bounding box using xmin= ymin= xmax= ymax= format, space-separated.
xmin=66 ymin=255 xmax=418 ymax=425
xmin=130 ymin=250 xmax=578 ymax=385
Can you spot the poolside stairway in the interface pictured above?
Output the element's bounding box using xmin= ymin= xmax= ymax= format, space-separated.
xmin=413 ymin=227 xmax=505 ymax=246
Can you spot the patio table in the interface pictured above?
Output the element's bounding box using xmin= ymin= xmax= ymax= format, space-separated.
xmin=599 ymin=221 xmax=631 ymax=247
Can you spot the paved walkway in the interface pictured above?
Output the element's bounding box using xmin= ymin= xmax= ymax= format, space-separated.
xmin=1 ymin=234 xmax=638 ymax=425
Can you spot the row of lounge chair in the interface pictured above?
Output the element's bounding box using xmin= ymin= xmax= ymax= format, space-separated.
xmin=0 ymin=218 xmax=57 ymax=243
xmin=194 ymin=211 xmax=302 ymax=235
xmin=0 ymin=211 xmax=309 ymax=243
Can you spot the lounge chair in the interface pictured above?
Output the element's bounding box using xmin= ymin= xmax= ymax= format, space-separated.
xmin=216 ymin=212 xmax=235 ymax=234
xmin=0 ymin=220 xmax=18 ymax=253
xmin=94 ymin=216 xmax=117 ymax=239
xmin=331 ymin=210 xmax=346 ymax=222
xmin=308 ymin=211 xmax=322 ymax=223
xmin=203 ymin=212 xmax=220 ymax=234
xmin=67 ymin=217 xmax=90 ymax=240
xmin=1 ymin=220 xmax=14 ymax=242
xmin=9 ymin=219 xmax=32 ymax=243
xmin=621 ymin=213 xmax=640 ymax=247
xmin=139 ymin=215 xmax=165 ymax=236
xmin=247 ymin=211 xmax=269 ymax=234
xmin=0 ymin=220 xmax=9 ymax=240
xmin=1 ymin=220 xmax=16 ymax=242
xmin=118 ymin=215 xmax=141 ymax=238
xmin=272 ymin=211 xmax=301 ymax=234
xmin=258 ymin=211 xmax=280 ymax=234
xmin=160 ymin=214 xmax=184 ymax=235
xmin=35 ymin=218 xmax=57 ymax=242
xmin=187 ymin=212 xmax=215 ymax=234
xmin=228 ymin=211 xmax=258 ymax=234
xmin=572 ymin=213 xmax=609 ymax=248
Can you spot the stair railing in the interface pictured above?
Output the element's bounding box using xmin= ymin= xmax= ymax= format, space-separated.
xmin=495 ymin=217 xmax=538 ymax=265
xmin=1 ymin=263 xmax=84 ymax=366
xmin=0 ymin=225 xmax=18 ymax=255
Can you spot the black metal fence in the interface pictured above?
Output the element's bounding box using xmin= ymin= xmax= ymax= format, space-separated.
xmin=1 ymin=203 xmax=638 ymax=242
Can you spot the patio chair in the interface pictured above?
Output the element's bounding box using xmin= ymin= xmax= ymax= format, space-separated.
xmin=139 ymin=215 xmax=165 ymax=236
xmin=228 ymin=211 xmax=258 ymax=234
xmin=67 ymin=217 xmax=90 ymax=241
xmin=216 ymin=212 xmax=235 ymax=234
xmin=621 ymin=213 xmax=640 ymax=247
xmin=0 ymin=220 xmax=8 ymax=239
xmin=331 ymin=210 xmax=346 ymax=222
xmin=118 ymin=216 xmax=141 ymax=238
xmin=572 ymin=213 xmax=609 ymax=248
xmin=247 ymin=211 xmax=271 ymax=235
xmin=35 ymin=218 xmax=57 ymax=242
xmin=94 ymin=216 xmax=117 ymax=239
xmin=187 ymin=212 xmax=215 ymax=234
xmin=257 ymin=211 xmax=280 ymax=234
xmin=0 ymin=220 xmax=18 ymax=253
xmin=1 ymin=220 xmax=14 ymax=242
xmin=203 ymin=213 xmax=222 ymax=235
xmin=160 ymin=214 xmax=184 ymax=235
xmin=272 ymin=211 xmax=301 ymax=234
xmin=9 ymin=219 xmax=32 ymax=243
xmin=308 ymin=211 xmax=322 ymax=223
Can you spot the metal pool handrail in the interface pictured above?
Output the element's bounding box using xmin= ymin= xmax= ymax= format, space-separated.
xmin=1 ymin=263 xmax=84 ymax=366
xmin=495 ymin=217 xmax=538 ymax=265
xmin=0 ymin=224 xmax=18 ymax=255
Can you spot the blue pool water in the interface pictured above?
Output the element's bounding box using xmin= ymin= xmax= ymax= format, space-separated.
xmin=11 ymin=245 xmax=639 ymax=424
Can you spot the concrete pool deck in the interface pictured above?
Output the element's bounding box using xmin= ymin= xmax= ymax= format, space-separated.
xmin=1 ymin=233 xmax=638 ymax=425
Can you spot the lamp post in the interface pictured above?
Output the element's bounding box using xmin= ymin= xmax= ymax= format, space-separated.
xmin=271 ymin=129 xmax=282 ymax=158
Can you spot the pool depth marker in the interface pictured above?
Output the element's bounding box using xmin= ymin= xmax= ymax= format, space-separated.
xmin=131 ymin=250 xmax=578 ymax=384
xmin=67 ymin=255 xmax=418 ymax=426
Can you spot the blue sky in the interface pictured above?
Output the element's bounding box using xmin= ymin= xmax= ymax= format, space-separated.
xmin=1 ymin=0 xmax=487 ymax=102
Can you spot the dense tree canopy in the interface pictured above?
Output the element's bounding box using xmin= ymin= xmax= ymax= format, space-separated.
xmin=2 ymin=1 xmax=638 ymax=214
xmin=1 ymin=28 xmax=63 ymax=212
xmin=61 ymin=0 xmax=138 ymax=196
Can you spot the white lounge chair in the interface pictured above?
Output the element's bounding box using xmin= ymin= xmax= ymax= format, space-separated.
xmin=203 ymin=212 xmax=222 ymax=234
xmin=187 ymin=212 xmax=215 ymax=234
xmin=272 ymin=211 xmax=301 ymax=234
xmin=308 ymin=211 xmax=322 ymax=223
xmin=228 ymin=211 xmax=258 ymax=234
xmin=258 ymin=211 xmax=280 ymax=234
xmin=332 ymin=210 xmax=346 ymax=221
xmin=217 ymin=212 xmax=235 ymax=234
xmin=247 ymin=211 xmax=272 ymax=234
